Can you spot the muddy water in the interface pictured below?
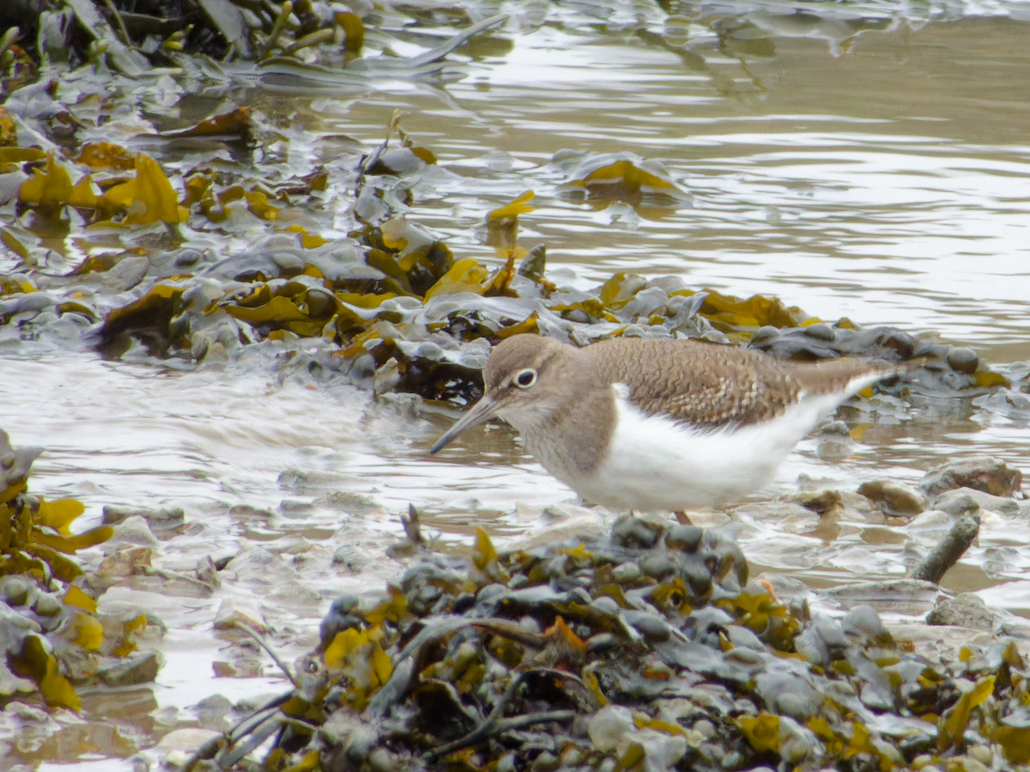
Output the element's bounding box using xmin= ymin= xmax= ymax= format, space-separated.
xmin=5 ymin=4 xmax=1030 ymax=767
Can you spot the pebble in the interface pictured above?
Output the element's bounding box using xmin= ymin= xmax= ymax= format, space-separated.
xmin=802 ymin=322 xmax=835 ymax=341
xmin=531 ymin=750 xmax=559 ymax=771
xmin=819 ymin=420 xmax=850 ymax=436
xmin=953 ymin=754 xmax=990 ymax=772
xmin=368 ymin=747 xmax=400 ymax=772
xmin=934 ymin=487 xmax=1019 ymax=517
xmin=98 ymin=547 xmax=154 ymax=578
xmin=665 ymin=525 xmax=702 ymax=552
xmin=926 ymin=594 xmax=995 ymax=631
xmin=213 ymin=599 xmax=269 ymax=633
xmin=945 ymin=346 xmax=979 ymax=374
xmin=103 ymin=505 xmax=187 ymax=529
xmin=612 ymin=515 xmax=662 ymax=549
xmin=967 ymin=744 xmax=994 ymax=766
xmin=794 ymin=488 xmax=843 ymax=515
xmin=825 ymin=581 xmax=940 ymax=616
xmin=156 ymin=727 xmax=221 ymax=753
xmin=692 ymin=719 xmax=715 ymax=739
xmin=98 ymin=650 xmax=162 ymax=687
xmin=920 ymin=457 xmax=1023 ymax=499
xmin=857 ymin=479 xmax=926 ymax=516
xmin=750 ymin=325 xmax=779 ymax=345
xmin=640 ymin=553 xmax=676 ymax=579
xmin=612 ymin=562 xmax=642 ymax=582
xmin=105 ymin=515 xmax=160 ymax=548
xmin=193 ymin=694 xmax=232 ymax=729
xmin=588 ymin=705 xmax=635 ymax=752
xmin=1 ymin=576 xmax=29 ymax=606
xmin=32 ymin=592 xmax=61 ymax=617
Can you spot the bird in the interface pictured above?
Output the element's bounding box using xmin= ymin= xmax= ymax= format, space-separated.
xmin=429 ymin=334 xmax=906 ymax=514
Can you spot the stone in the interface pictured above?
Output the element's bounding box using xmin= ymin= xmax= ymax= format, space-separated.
xmin=105 ymin=516 xmax=159 ymax=548
xmin=926 ymin=594 xmax=995 ymax=631
xmin=103 ymin=505 xmax=185 ymax=529
xmin=934 ymin=487 xmax=1019 ymax=517
xmin=920 ymin=457 xmax=1022 ymax=500
xmin=588 ymin=705 xmax=635 ymax=752
xmin=157 ymin=727 xmax=221 ymax=755
xmin=857 ymin=480 xmax=926 ymax=516
xmin=803 ymin=323 xmax=835 ymax=341
xmin=0 ymin=577 xmax=29 ymax=606
xmin=823 ymin=580 xmax=941 ymax=617
xmin=794 ymin=488 xmax=843 ymax=516
xmin=98 ymin=650 xmax=161 ymax=686
xmin=213 ymin=599 xmax=268 ymax=633
xmin=98 ymin=547 xmax=153 ymax=578
xmin=945 ymin=347 xmax=979 ymax=374
xmin=612 ymin=515 xmax=662 ymax=549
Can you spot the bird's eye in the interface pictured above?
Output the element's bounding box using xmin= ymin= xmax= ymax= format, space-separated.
xmin=514 ymin=368 xmax=537 ymax=388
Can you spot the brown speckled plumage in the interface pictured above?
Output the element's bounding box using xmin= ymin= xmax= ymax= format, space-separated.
xmin=585 ymin=337 xmax=889 ymax=429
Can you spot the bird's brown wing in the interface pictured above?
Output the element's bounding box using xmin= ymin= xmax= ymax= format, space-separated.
xmin=594 ymin=338 xmax=887 ymax=430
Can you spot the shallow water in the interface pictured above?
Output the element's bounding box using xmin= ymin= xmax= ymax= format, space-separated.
xmin=328 ymin=10 xmax=1030 ymax=357
xmin=4 ymin=1 xmax=1030 ymax=766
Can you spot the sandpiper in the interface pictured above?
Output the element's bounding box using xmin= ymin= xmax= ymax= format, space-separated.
xmin=429 ymin=335 xmax=902 ymax=512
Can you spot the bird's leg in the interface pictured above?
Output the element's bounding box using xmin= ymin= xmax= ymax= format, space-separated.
xmin=674 ymin=510 xmax=693 ymax=525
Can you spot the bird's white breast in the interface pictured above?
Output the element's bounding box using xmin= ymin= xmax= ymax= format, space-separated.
xmin=568 ymin=384 xmax=848 ymax=512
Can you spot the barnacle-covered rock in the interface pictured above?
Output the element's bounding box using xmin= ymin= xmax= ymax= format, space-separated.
xmin=185 ymin=514 xmax=1030 ymax=771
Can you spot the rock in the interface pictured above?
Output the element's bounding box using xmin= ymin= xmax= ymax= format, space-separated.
xmin=105 ymin=516 xmax=159 ymax=548
xmin=612 ymin=562 xmax=641 ymax=582
xmin=794 ymin=488 xmax=843 ymax=516
xmin=98 ymin=650 xmax=161 ymax=686
xmin=373 ymin=357 xmax=401 ymax=396
xmin=857 ymin=480 xmax=926 ymax=516
xmin=920 ymin=457 xmax=1022 ymax=500
xmin=0 ymin=576 xmax=30 ymax=607
xmin=157 ymin=727 xmax=221 ymax=763
xmin=945 ymin=347 xmax=979 ymax=374
xmin=588 ymin=705 xmax=635 ymax=752
xmin=803 ymin=323 xmax=835 ymax=341
xmin=369 ymin=746 xmax=403 ymax=772
xmin=754 ymin=672 xmax=823 ymax=719
xmin=332 ymin=545 xmax=369 ymax=573
xmin=32 ymin=592 xmax=61 ymax=617
xmin=102 ymin=256 xmax=150 ymax=292
xmin=612 ymin=515 xmax=662 ymax=549
xmin=97 ymin=547 xmax=153 ymax=578
xmin=934 ymin=487 xmax=1019 ymax=517
xmin=816 ymin=420 xmax=852 ymax=460
xmin=665 ymin=525 xmax=702 ymax=553
xmin=842 ymin=604 xmax=887 ymax=642
xmin=213 ymin=599 xmax=268 ymax=633
xmin=926 ymin=594 xmax=994 ymax=631
xmin=103 ymin=505 xmax=185 ymax=529
xmin=997 ymin=618 xmax=1030 ymax=640
xmin=193 ymin=693 xmax=232 ymax=730
xmin=213 ymin=658 xmax=263 ymax=677
xmin=640 ymin=553 xmax=676 ymax=579
xmin=823 ymin=580 xmax=941 ymax=616
xmin=820 ymin=420 xmax=850 ymax=436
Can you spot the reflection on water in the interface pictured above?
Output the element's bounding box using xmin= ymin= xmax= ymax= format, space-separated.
xmin=3 ymin=2 xmax=1030 ymax=767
